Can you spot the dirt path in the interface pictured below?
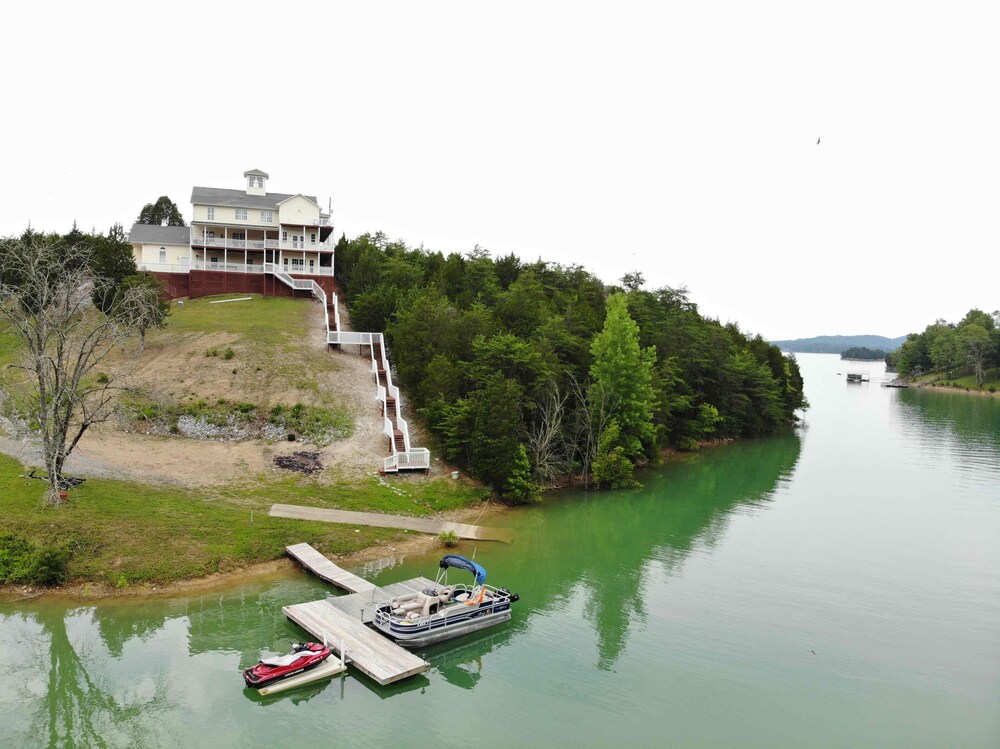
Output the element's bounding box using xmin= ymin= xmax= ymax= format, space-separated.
xmin=0 ymin=297 xmax=398 ymax=487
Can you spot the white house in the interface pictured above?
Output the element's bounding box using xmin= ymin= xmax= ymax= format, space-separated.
xmin=129 ymin=170 xmax=336 ymax=299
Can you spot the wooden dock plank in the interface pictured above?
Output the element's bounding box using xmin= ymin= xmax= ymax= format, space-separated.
xmin=283 ymin=599 xmax=429 ymax=685
xmin=270 ymin=504 xmax=512 ymax=543
xmin=285 ymin=543 xmax=377 ymax=594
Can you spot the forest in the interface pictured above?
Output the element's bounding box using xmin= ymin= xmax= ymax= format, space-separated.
xmin=334 ymin=233 xmax=807 ymax=501
xmin=841 ymin=346 xmax=886 ymax=360
xmin=888 ymin=309 xmax=1000 ymax=385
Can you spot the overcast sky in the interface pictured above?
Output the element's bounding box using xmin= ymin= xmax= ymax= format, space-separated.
xmin=2 ymin=2 xmax=997 ymax=339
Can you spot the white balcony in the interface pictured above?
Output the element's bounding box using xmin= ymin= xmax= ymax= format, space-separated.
xmin=138 ymin=262 xmax=190 ymax=273
xmin=190 ymin=236 xmax=334 ymax=252
xmin=189 ymin=260 xmax=333 ymax=276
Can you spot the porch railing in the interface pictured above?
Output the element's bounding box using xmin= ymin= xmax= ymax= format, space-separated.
xmin=189 ymin=260 xmax=333 ymax=276
xmin=138 ymin=262 xmax=189 ymax=273
xmin=191 ymin=237 xmax=335 ymax=252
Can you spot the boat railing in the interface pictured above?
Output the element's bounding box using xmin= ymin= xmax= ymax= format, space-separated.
xmin=373 ymin=584 xmax=512 ymax=633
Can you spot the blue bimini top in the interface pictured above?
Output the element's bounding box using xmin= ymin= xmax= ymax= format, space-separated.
xmin=439 ymin=554 xmax=487 ymax=586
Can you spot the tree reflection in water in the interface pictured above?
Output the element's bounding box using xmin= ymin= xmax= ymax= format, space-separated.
xmin=20 ymin=606 xmax=172 ymax=748
xmin=502 ymin=433 xmax=802 ymax=670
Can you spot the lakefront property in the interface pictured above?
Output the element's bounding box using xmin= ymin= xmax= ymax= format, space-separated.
xmin=128 ymin=169 xmax=337 ymax=300
xmin=129 ymin=169 xmax=428 ymax=473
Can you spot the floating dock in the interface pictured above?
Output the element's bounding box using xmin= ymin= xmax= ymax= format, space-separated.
xmin=270 ymin=504 xmax=512 ymax=543
xmin=258 ymin=658 xmax=347 ymax=696
xmin=283 ymin=543 xmax=432 ymax=685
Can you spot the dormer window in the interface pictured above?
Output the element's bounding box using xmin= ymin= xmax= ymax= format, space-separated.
xmin=249 ymin=176 xmax=263 ymax=189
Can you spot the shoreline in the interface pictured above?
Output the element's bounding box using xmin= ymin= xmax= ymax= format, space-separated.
xmin=0 ymin=438 xmax=742 ymax=605
xmin=0 ymin=501 xmax=510 ymax=605
xmin=912 ymin=383 xmax=999 ymax=398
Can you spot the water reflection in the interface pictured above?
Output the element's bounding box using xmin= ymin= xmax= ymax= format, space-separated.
xmin=895 ymin=389 xmax=1000 ymax=486
xmin=494 ymin=433 xmax=802 ymax=670
xmin=423 ymin=628 xmax=516 ymax=690
xmin=5 ymin=606 xmax=173 ymax=748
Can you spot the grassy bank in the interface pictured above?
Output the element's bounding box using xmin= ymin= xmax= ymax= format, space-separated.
xmin=0 ymin=453 xmax=488 ymax=591
xmin=910 ymin=365 xmax=1000 ymax=393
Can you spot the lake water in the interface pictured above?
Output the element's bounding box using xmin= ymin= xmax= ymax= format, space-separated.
xmin=1 ymin=354 xmax=998 ymax=748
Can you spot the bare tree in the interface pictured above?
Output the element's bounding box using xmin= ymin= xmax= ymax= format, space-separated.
xmin=527 ymin=381 xmax=570 ymax=483
xmin=567 ymin=375 xmax=616 ymax=489
xmin=0 ymin=239 xmax=156 ymax=503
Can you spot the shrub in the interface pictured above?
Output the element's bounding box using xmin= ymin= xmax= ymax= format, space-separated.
xmin=223 ymin=347 xmax=235 ymax=360
xmin=438 ymin=530 xmax=459 ymax=548
xmin=0 ymin=533 xmax=34 ymax=583
xmin=26 ymin=545 xmax=71 ymax=586
xmin=0 ymin=534 xmax=71 ymax=585
xmin=677 ymin=437 xmax=700 ymax=452
xmin=205 ymin=347 xmax=219 ymax=357
xmin=96 ymin=372 xmax=110 ymax=384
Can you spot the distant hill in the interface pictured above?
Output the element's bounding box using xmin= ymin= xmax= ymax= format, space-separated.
xmin=769 ymin=334 xmax=907 ymax=354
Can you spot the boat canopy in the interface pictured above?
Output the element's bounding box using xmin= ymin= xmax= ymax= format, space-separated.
xmin=439 ymin=555 xmax=487 ymax=586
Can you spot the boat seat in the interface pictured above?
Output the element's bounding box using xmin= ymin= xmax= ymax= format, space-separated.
xmin=260 ymin=651 xmax=308 ymax=667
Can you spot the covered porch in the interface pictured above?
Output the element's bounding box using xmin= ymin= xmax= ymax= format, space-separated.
xmin=190 ymin=248 xmax=334 ymax=276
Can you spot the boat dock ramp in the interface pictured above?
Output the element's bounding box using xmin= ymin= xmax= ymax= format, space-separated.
xmin=283 ymin=543 xmax=433 ymax=685
xmin=269 ymin=504 xmax=512 ymax=543
xmin=881 ymin=378 xmax=909 ymax=388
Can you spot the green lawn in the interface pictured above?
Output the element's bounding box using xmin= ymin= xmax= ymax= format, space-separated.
xmin=912 ymin=366 xmax=1000 ymax=391
xmin=156 ymin=294 xmax=307 ymax=342
xmin=0 ymin=454 xmax=487 ymax=589
xmin=0 ymin=292 xmax=489 ymax=591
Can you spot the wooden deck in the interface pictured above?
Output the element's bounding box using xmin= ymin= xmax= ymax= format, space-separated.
xmin=283 ymin=543 xmax=431 ymax=685
xmin=270 ymin=503 xmax=512 ymax=542
xmin=283 ymin=598 xmax=429 ymax=685
xmin=285 ymin=543 xmax=377 ymax=593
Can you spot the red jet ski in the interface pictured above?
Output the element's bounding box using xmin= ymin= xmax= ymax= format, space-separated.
xmin=243 ymin=642 xmax=332 ymax=689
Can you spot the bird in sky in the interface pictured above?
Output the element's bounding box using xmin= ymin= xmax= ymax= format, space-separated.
xmin=817 ymin=137 xmax=821 ymax=145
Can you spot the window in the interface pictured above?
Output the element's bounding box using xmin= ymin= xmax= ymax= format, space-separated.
xmin=310 ymin=233 xmax=316 ymax=243
xmin=291 ymin=258 xmax=304 ymax=269
xmin=249 ymin=175 xmax=263 ymax=188
xmin=308 ymin=258 xmax=315 ymax=271
xmin=282 ymin=257 xmax=289 ymax=268
xmin=260 ymin=210 xmax=272 ymax=223
xmin=206 ymin=207 xmax=215 ymax=221
xmin=282 ymin=231 xmax=288 ymax=241
xmin=234 ymin=208 xmax=248 ymax=221
xmin=159 ymin=248 xmax=167 ymax=263
xmin=231 ymin=232 xmax=245 ymax=240
xmin=210 ymin=256 xmax=219 ymax=264
xmin=204 ymin=230 xmax=215 ymax=239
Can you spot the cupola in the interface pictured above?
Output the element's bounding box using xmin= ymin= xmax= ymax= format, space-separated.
xmin=244 ymin=168 xmax=269 ymax=196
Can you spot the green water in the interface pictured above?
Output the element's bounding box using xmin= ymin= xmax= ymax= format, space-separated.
xmin=2 ymin=354 xmax=998 ymax=748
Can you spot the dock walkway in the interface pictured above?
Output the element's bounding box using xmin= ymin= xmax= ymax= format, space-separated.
xmin=285 ymin=543 xmax=376 ymax=593
xmin=283 ymin=543 xmax=431 ymax=684
xmin=270 ymin=503 xmax=512 ymax=542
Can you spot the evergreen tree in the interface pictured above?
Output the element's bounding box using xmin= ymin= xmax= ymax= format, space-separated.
xmin=589 ymin=294 xmax=656 ymax=459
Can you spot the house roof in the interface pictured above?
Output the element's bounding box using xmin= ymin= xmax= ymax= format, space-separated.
xmin=276 ymin=193 xmax=320 ymax=208
xmin=243 ymin=168 xmax=269 ymax=178
xmin=128 ymin=223 xmax=190 ymax=245
xmin=190 ymin=186 xmax=318 ymax=210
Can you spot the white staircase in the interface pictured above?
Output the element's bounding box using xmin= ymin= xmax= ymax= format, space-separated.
xmin=264 ymin=264 xmax=429 ymax=473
